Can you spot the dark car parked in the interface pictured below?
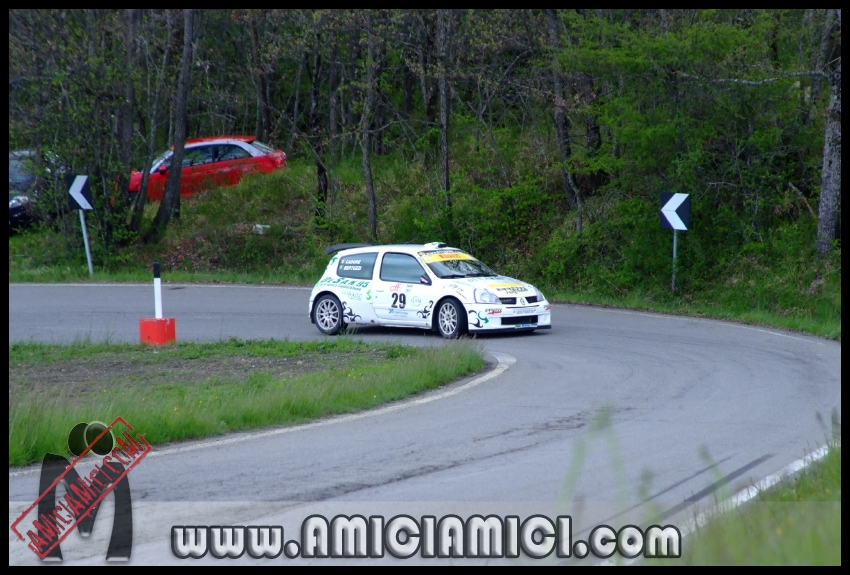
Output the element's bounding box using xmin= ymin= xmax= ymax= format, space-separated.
xmin=9 ymin=150 xmax=64 ymax=234
xmin=9 ymin=150 xmax=40 ymax=233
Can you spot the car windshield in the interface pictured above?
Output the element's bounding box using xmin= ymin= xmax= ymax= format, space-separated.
xmin=150 ymin=149 xmax=173 ymax=171
xmin=250 ymin=140 xmax=275 ymax=154
xmin=9 ymin=157 xmax=36 ymax=192
xmin=424 ymin=256 xmax=498 ymax=279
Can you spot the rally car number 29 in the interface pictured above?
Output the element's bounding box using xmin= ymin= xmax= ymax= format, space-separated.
xmin=308 ymin=242 xmax=551 ymax=339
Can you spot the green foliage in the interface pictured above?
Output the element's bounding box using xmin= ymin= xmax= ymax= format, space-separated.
xmin=532 ymin=197 xmax=668 ymax=296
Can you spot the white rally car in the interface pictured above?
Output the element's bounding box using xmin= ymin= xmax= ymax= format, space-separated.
xmin=308 ymin=242 xmax=551 ymax=338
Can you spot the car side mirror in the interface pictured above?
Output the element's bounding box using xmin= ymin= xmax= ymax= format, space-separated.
xmin=157 ymin=165 xmax=168 ymax=175
xmin=420 ymin=275 xmax=432 ymax=286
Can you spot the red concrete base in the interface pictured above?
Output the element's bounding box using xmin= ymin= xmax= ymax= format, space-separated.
xmin=139 ymin=318 xmax=176 ymax=345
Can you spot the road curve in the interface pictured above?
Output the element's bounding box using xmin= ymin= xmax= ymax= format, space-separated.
xmin=8 ymin=283 xmax=841 ymax=564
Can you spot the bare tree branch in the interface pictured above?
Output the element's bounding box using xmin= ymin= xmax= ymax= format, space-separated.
xmin=676 ymin=70 xmax=827 ymax=85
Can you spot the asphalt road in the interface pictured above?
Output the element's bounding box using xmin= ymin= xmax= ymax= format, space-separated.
xmin=8 ymin=283 xmax=842 ymax=564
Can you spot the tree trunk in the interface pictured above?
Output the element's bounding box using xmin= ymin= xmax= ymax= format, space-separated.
xmin=106 ymin=8 xmax=137 ymax=248
xmin=403 ymin=48 xmax=415 ymax=116
xmin=361 ymin=10 xmax=377 ymax=242
xmin=150 ymin=9 xmax=195 ymax=238
xmin=347 ymin=24 xmax=362 ymax=145
xmin=418 ymin=12 xmax=437 ymax=125
xmin=328 ymin=39 xmax=339 ymax=163
xmin=309 ymin=15 xmax=328 ymax=219
xmin=817 ymin=61 xmax=841 ymax=258
xmin=437 ymin=9 xmax=452 ymax=233
xmin=130 ymin=11 xmax=174 ymax=233
xmin=547 ymin=9 xmax=583 ymax=231
xmin=374 ymin=36 xmax=386 ymax=156
xmin=117 ymin=10 xmax=137 ymax=205
xmin=249 ymin=14 xmax=271 ymax=142
xmin=580 ymin=73 xmax=601 ymax=153
xmin=289 ymin=51 xmax=305 ymax=151
xmin=805 ymin=10 xmax=835 ymax=128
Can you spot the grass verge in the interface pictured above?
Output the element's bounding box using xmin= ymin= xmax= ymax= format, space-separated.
xmin=652 ymin=442 xmax=841 ymax=565
xmin=9 ymin=337 xmax=486 ymax=467
xmin=547 ymin=288 xmax=841 ymax=341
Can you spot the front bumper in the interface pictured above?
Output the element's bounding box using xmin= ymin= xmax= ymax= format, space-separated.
xmin=465 ymin=301 xmax=552 ymax=332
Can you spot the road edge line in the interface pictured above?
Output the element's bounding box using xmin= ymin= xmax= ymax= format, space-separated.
xmin=598 ymin=441 xmax=837 ymax=566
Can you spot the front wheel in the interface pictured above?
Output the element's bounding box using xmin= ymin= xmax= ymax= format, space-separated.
xmin=436 ymin=298 xmax=467 ymax=339
xmin=313 ymin=294 xmax=345 ymax=335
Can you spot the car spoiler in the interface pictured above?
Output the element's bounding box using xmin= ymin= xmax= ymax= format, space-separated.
xmin=325 ymin=243 xmax=372 ymax=255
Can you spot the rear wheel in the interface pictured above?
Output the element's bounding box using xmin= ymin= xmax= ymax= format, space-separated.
xmin=313 ymin=294 xmax=345 ymax=335
xmin=436 ymin=298 xmax=466 ymax=339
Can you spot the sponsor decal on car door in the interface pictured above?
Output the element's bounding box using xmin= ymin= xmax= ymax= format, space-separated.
xmin=374 ymin=253 xmax=433 ymax=326
xmin=331 ymin=252 xmax=379 ymax=324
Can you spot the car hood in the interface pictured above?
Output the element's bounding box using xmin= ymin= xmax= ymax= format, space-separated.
xmin=444 ymin=275 xmax=538 ymax=297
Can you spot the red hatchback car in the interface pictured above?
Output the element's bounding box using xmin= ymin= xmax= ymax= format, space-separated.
xmin=129 ymin=136 xmax=287 ymax=200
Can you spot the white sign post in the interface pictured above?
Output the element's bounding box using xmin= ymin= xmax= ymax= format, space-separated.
xmin=139 ymin=262 xmax=177 ymax=345
xmin=68 ymin=175 xmax=94 ymax=277
xmin=153 ymin=262 xmax=163 ymax=319
xmin=660 ymin=193 xmax=691 ymax=292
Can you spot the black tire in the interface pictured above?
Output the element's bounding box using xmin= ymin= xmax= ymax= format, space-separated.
xmin=436 ymin=298 xmax=467 ymax=339
xmin=313 ymin=294 xmax=345 ymax=335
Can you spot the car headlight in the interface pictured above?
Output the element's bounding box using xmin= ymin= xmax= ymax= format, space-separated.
xmin=474 ymin=289 xmax=500 ymax=304
xmin=534 ymin=287 xmax=546 ymax=302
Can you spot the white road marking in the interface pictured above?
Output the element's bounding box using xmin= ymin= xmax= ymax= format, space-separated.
xmin=597 ymin=441 xmax=836 ymax=566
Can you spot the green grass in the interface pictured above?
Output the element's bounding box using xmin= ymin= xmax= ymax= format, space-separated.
xmin=547 ymin=406 xmax=840 ymax=566
xmin=9 ymin=338 xmax=486 ymax=467
xmin=7 ymin=265 xmax=316 ymax=285
xmin=663 ymin=444 xmax=841 ymax=565
xmin=546 ymin=287 xmax=841 ymax=340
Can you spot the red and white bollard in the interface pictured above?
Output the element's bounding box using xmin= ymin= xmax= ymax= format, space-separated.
xmin=139 ymin=262 xmax=176 ymax=345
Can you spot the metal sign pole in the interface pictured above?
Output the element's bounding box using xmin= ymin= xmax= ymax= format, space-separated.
xmin=671 ymin=229 xmax=678 ymax=292
xmin=79 ymin=209 xmax=94 ymax=277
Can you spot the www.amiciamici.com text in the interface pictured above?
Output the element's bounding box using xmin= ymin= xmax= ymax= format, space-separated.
xmin=172 ymin=515 xmax=681 ymax=560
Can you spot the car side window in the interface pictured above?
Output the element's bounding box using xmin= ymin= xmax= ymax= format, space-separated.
xmin=181 ymin=146 xmax=215 ymax=167
xmin=216 ymin=145 xmax=252 ymax=162
xmin=337 ymin=252 xmax=377 ymax=280
xmin=380 ymin=253 xmax=427 ymax=284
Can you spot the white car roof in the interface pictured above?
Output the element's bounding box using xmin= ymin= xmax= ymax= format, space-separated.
xmin=335 ymin=243 xmax=459 ymax=256
xmin=186 ymin=138 xmax=251 ymax=148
